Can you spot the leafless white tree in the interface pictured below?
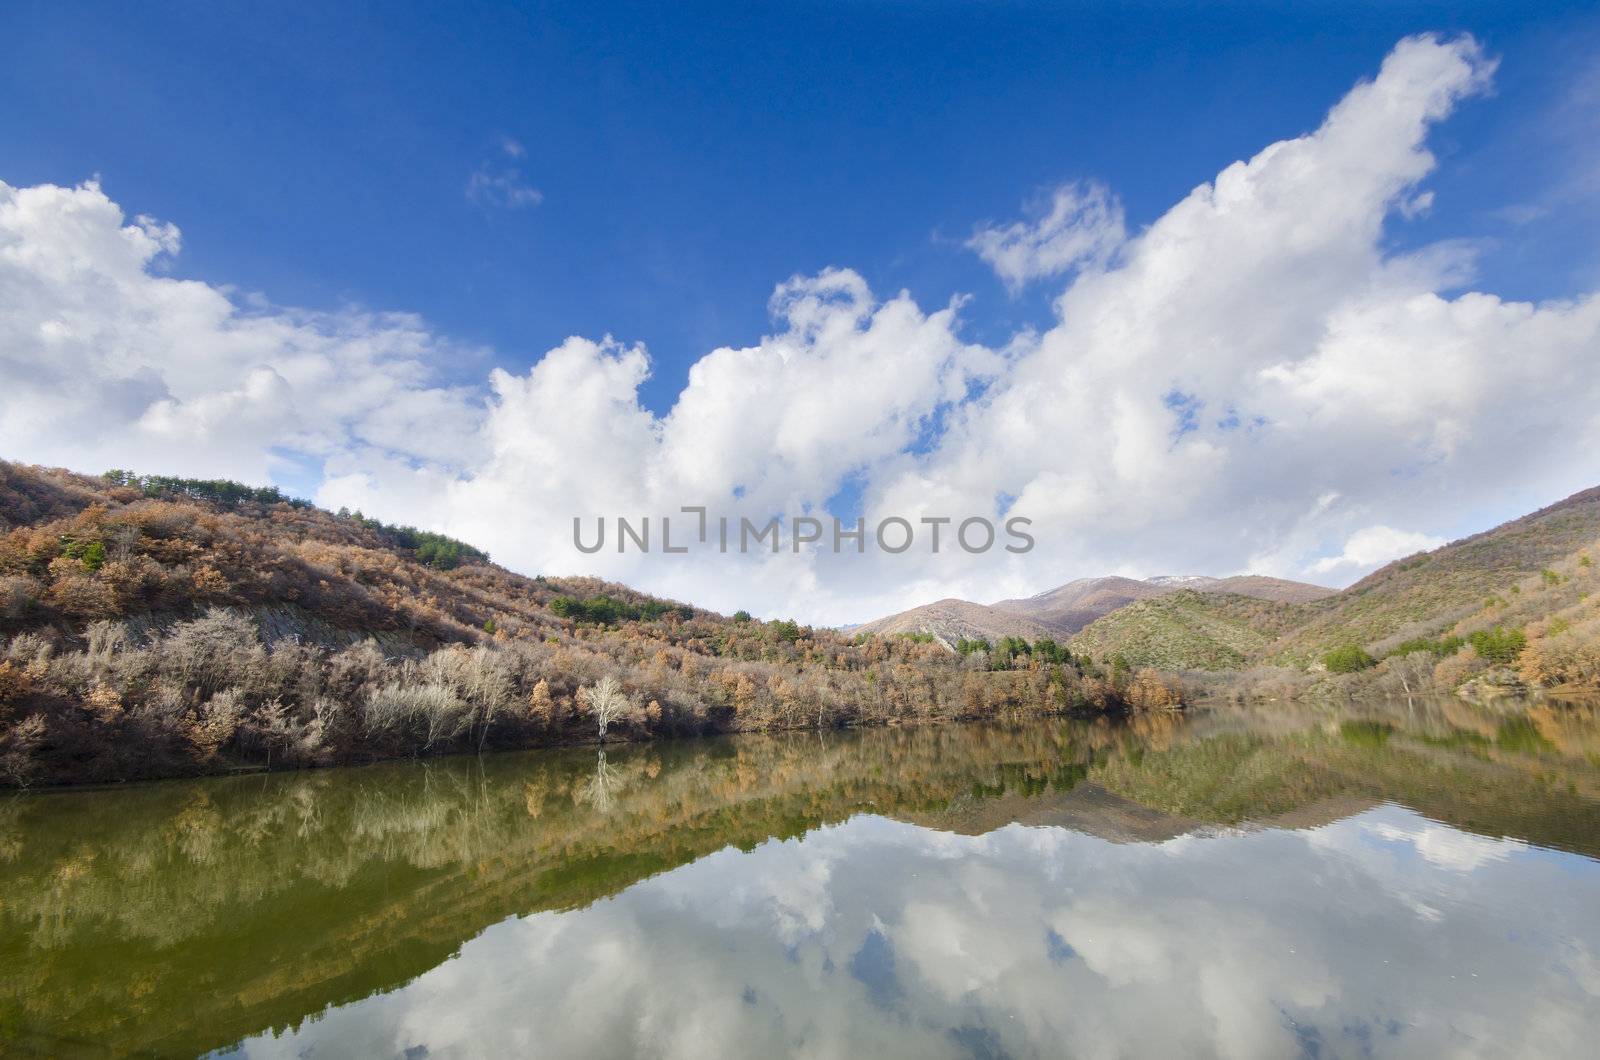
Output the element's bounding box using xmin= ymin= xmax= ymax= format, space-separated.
xmin=585 ymin=675 xmax=632 ymax=743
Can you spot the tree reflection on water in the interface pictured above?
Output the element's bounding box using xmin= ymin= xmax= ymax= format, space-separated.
xmin=1 ymin=697 xmax=1598 ymax=1057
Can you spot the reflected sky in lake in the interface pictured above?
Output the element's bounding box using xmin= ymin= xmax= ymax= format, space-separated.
xmin=230 ymin=801 xmax=1600 ymax=1060
xmin=6 ymin=701 xmax=1600 ymax=1059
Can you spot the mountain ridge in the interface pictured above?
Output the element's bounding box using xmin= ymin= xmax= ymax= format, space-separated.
xmin=850 ymin=598 xmax=1061 ymax=646
xmin=863 ymin=573 xmax=1337 ymax=644
xmin=857 ymin=487 xmax=1600 ymax=682
xmin=1066 ymin=484 xmax=1600 ymax=675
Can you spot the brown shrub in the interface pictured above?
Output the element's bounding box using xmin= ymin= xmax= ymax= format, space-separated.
xmin=1432 ymin=646 xmax=1486 ymax=691
xmin=0 ymin=714 xmax=46 ymax=786
xmin=0 ymin=575 xmax=41 ymax=622
xmin=1124 ymin=668 xmax=1183 ymax=711
xmin=99 ymin=556 xmax=166 ymax=610
xmin=188 ymin=690 xmax=244 ymax=760
xmin=47 ymin=569 xmax=118 ymax=620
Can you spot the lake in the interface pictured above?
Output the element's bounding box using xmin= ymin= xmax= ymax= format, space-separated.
xmin=3 ymin=698 xmax=1599 ymax=1058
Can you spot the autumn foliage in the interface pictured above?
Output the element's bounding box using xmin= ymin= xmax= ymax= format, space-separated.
xmin=0 ymin=462 xmax=1174 ymax=786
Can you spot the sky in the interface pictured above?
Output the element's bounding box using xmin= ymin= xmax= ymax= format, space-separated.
xmin=4 ymin=1 xmax=1600 ymax=623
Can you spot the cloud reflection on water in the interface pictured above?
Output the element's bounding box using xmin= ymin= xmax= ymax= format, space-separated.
xmin=232 ymin=803 xmax=1600 ymax=1060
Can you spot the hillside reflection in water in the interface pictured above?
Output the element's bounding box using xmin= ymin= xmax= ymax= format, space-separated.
xmin=3 ymin=698 xmax=1599 ymax=1058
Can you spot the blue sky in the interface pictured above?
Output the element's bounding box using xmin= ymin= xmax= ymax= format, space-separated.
xmin=8 ymin=0 xmax=1597 ymax=413
xmin=5 ymin=3 xmax=1600 ymax=620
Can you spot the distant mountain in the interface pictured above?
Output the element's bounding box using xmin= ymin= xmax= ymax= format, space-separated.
xmin=1203 ymin=575 xmax=1337 ymax=605
xmin=858 ymin=487 xmax=1600 ymax=678
xmin=992 ymin=576 xmax=1169 ymax=635
xmin=991 ymin=574 xmax=1335 ymax=636
xmin=1146 ymin=575 xmax=1219 ymax=589
xmin=860 ymin=573 xmax=1336 ymax=647
xmin=1143 ymin=574 xmax=1337 ymax=604
xmin=852 ymin=598 xmax=1060 ymax=647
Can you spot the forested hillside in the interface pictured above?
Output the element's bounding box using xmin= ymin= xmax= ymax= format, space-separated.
xmin=1071 ymin=486 xmax=1600 ymax=697
xmin=1069 ymin=590 xmax=1316 ymax=672
xmin=0 ymin=462 xmax=1173 ymax=786
xmin=990 ymin=574 xmax=1332 ymax=636
xmin=1267 ymin=486 xmax=1600 ymax=665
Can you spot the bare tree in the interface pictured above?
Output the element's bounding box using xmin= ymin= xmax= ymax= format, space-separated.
xmin=584 ymin=675 xmax=631 ymax=743
xmin=423 ymin=646 xmax=513 ymax=752
xmin=364 ymin=682 xmax=470 ymax=751
xmin=1377 ymin=652 xmax=1437 ymax=706
xmin=418 ymin=688 xmax=472 ymax=751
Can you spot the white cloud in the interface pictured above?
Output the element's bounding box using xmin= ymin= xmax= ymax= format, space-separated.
xmin=6 ymin=34 xmax=1600 ymax=622
xmin=466 ymin=166 xmax=543 ymax=209
xmin=466 ymin=138 xmax=542 ymax=209
xmin=870 ymin=32 xmax=1598 ymax=599
xmin=0 ymin=178 xmax=484 ymax=487
xmin=966 ymin=180 xmax=1125 ymax=291
xmin=1310 ymin=525 xmax=1447 ymax=575
xmin=1399 ymin=189 xmax=1436 ymax=219
xmin=1368 ymin=820 xmax=1527 ymax=872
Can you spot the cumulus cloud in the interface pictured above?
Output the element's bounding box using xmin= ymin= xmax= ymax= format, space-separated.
xmin=5 ymin=33 xmax=1600 ymax=622
xmin=0 ymin=179 xmax=484 ymax=486
xmin=1310 ymin=525 xmax=1447 ymax=574
xmin=966 ymin=180 xmax=1126 ymax=291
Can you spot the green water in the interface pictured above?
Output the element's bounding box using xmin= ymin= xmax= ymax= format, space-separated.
xmin=3 ymin=698 xmax=1599 ymax=1058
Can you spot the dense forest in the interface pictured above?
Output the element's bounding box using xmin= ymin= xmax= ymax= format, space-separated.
xmin=0 ymin=462 xmax=1179 ymax=787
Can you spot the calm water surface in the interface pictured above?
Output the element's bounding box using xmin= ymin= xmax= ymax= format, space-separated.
xmin=3 ymin=699 xmax=1600 ymax=1058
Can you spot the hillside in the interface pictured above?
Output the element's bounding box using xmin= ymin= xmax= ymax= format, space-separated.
xmin=987 ymin=573 xmax=1333 ymax=637
xmin=1203 ymin=575 xmax=1336 ymax=604
xmin=0 ymin=462 xmax=1154 ymax=787
xmin=0 ymin=463 xmax=690 ymax=651
xmin=1070 ymin=486 xmax=1600 ymax=681
xmin=992 ymin=576 xmax=1170 ymax=634
xmin=7 ymin=461 xmax=1594 ymax=787
xmin=851 ymin=598 xmax=1060 ymax=646
xmin=1265 ymin=486 xmax=1600 ymax=665
xmin=1144 ymin=574 xmax=1336 ymax=603
xmin=1070 ymin=590 xmax=1316 ymax=672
